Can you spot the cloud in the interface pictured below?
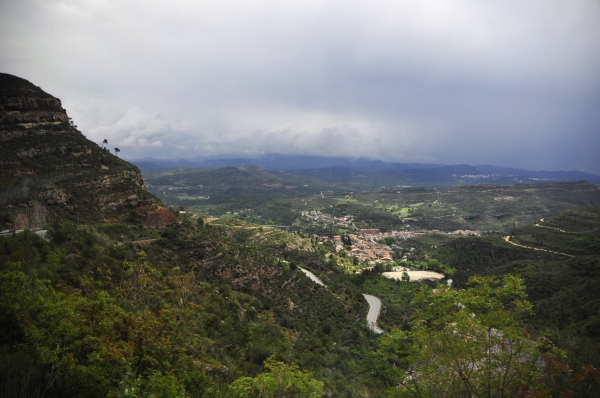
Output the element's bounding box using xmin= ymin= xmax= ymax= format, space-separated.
xmin=87 ymin=106 xmax=194 ymax=157
xmin=1 ymin=0 xmax=599 ymax=172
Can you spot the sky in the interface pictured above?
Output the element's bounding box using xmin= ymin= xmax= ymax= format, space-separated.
xmin=1 ymin=0 xmax=600 ymax=173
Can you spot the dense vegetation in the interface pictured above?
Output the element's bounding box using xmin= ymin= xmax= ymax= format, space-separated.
xmin=4 ymin=74 xmax=600 ymax=396
xmin=378 ymin=275 xmax=599 ymax=397
xmin=2 ymin=206 xmax=600 ymax=396
xmin=0 ymin=219 xmax=399 ymax=397
xmin=428 ymin=207 xmax=600 ymax=376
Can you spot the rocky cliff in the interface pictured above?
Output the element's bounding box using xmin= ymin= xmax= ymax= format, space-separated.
xmin=0 ymin=73 xmax=158 ymax=229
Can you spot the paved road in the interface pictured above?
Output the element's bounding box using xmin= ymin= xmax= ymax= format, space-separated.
xmin=299 ymin=268 xmax=326 ymax=287
xmin=299 ymin=269 xmax=384 ymax=334
xmin=363 ymin=294 xmax=384 ymax=334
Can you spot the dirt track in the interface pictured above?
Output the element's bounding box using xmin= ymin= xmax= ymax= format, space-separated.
xmin=534 ymin=223 xmax=566 ymax=232
xmin=503 ymin=236 xmax=574 ymax=257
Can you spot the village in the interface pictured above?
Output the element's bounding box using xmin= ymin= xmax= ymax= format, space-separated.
xmin=303 ymin=210 xmax=480 ymax=264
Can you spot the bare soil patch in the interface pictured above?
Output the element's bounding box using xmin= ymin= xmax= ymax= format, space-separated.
xmin=383 ymin=269 xmax=444 ymax=282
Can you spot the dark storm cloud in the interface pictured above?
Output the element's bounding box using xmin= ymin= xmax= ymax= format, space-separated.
xmin=1 ymin=0 xmax=599 ymax=172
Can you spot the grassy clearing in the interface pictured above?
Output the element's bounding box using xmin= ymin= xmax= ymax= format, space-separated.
xmin=336 ymin=197 xmax=359 ymax=203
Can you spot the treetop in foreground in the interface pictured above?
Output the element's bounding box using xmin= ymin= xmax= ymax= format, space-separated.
xmin=380 ymin=275 xmax=574 ymax=397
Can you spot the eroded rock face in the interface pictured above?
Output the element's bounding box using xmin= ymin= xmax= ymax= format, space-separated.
xmin=13 ymin=213 xmax=29 ymax=230
xmin=9 ymin=205 xmax=48 ymax=229
xmin=40 ymin=187 xmax=68 ymax=205
xmin=29 ymin=204 xmax=49 ymax=228
xmin=143 ymin=207 xmax=178 ymax=227
xmin=0 ymin=75 xmax=69 ymax=127
xmin=0 ymin=73 xmax=158 ymax=228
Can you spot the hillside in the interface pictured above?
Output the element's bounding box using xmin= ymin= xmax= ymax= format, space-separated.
xmin=0 ymin=216 xmax=384 ymax=397
xmin=409 ymin=181 xmax=600 ymax=231
xmin=0 ymin=73 xmax=157 ymax=229
xmin=144 ymin=165 xmax=326 ymax=192
xmin=0 ymin=74 xmax=378 ymax=397
xmin=2 ymin=74 xmax=599 ymax=397
xmin=430 ymin=206 xmax=600 ymax=369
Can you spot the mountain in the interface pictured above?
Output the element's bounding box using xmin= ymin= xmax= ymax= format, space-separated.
xmin=129 ymin=155 xmax=600 ymax=188
xmin=0 ymin=74 xmax=370 ymax=397
xmin=475 ymin=164 xmax=600 ymax=182
xmin=130 ymin=154 xmax=444 ymax=173
xmin=0 ymin=73 xmax=157 ymax=229
xmin=2 ymin=75 xmax=598 ymax=397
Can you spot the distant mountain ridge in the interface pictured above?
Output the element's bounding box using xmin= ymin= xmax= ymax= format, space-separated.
xmin=130 ymin=154 xmax=600 ymax=188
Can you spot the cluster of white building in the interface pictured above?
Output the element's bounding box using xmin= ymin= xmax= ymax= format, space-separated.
xmin=448 ymin=229 xmax=481 ymax=236
xmin=305 ymin=209 xmax=482 ymax=264
xmin=301 ymin=210 xmax=354 ymax=228
xmin=347 ymin=232 xmax=395 ymax=263
xmin=313 ymin=226 xmax=482 ymax=265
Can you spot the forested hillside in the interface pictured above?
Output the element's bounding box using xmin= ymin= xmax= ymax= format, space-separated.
xmin=3 ymin=213 xmax=599 ymax=396
xmin=0 ymin=219 xmax=390 ymax=397
xmin=431 ymin=207 xmax=600 ymax=373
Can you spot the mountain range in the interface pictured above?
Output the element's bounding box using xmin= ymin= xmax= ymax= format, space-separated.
xmin=130 ymin=154 xmax=600 ymax=188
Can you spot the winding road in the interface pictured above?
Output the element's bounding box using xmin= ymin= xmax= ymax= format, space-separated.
xmin=299 ymin=267 xmax=327 ymax=287
xmin=298 ymin=268 xmax=384 ymax=334
xmin=363 ymin=294 xmax=384 ymax=334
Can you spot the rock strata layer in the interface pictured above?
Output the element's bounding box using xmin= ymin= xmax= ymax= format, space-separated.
xmin=0 ymin=73 xmax=158 ymax=228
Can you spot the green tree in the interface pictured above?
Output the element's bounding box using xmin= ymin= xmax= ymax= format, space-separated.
xmin=230 ymin=356 xmax=324 ymax=398
xmin=401 ymin=271 xmax=410 ymax=282
xmin=380 ymin=275 xmax=558 ymax=397
xmin=145 ymin=371 xmax=186 ymax=398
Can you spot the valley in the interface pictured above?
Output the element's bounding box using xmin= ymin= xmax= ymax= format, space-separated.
xmin=140 ymin=164 xmax=600 ymax=395
xmin=2 ymin=74 xmax=600 ymax=397
xmin=144 ymin=166 xmax=600 ymax=234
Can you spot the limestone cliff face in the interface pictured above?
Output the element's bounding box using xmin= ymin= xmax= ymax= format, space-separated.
xmin=0 ymin=73 xmax=158 ymax=229
xmin=1 ymin=96 xmax=68 ymax=125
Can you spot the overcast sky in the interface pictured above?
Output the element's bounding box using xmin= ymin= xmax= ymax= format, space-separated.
xmin=1 ymin=0 xmax=600 ymax=173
